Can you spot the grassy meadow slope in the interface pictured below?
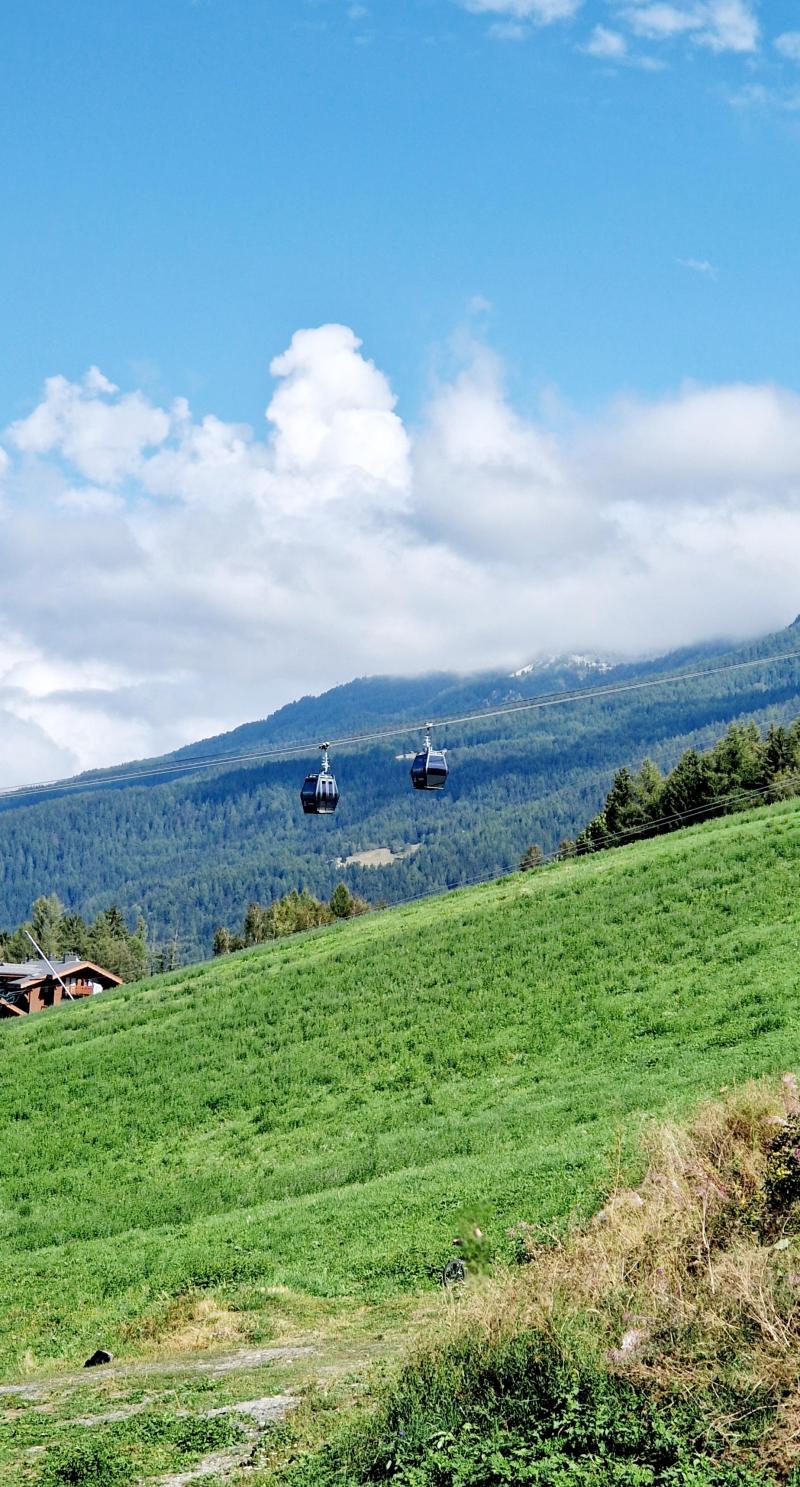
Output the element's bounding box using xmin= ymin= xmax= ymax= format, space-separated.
xmin=3 ymin=796 xmax=800 ymax=1377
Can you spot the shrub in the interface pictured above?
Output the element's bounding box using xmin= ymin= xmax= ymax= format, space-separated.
xmin=37 ymin=1437 xmax=134 ymax=1487
xmin=277 ymin=1079 xmax=800 ymax=1487
xmin=761 ymin=1114 xmax=800 ymax=1229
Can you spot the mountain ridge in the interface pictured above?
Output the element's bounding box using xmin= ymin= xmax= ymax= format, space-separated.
xmin=64 ymin=626 xmax=772 ymax=782
xmin=1 ymin=618 xmax=800 ymax=958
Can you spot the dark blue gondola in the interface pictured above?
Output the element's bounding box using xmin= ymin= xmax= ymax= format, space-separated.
xmin=410 ymin=725 xmax=448 ymax=792
xmin=301 ymin=743 xmax=340 ymax=815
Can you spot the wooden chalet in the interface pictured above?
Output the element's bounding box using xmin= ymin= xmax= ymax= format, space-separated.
xmin=0 ymin=956 xmax=122 ymax=1018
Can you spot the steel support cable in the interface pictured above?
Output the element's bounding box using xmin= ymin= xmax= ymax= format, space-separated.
xmin=63 ymin=773 xmax=800 ymax=974
xmin=383 ymin=771 xmax=800 ymax=907
xmin=1 ymin=645 xmax=799 ymax=809
xmin=215 ymin=774 xmax=800 ymax=956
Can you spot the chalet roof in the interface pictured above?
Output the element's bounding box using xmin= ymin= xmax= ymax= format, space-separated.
xmin=0 ymin=958 xmax=123 ymax=988
xmin=0 ymin=956 xmax=85 ymax=980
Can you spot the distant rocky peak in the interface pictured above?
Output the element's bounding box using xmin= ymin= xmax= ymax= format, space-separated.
xmin=510 ymin=654 xmax=614 ymax=679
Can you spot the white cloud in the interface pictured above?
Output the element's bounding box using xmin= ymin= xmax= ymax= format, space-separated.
xmin=619 ymin=0 xmax=759 ymax=53
xmin=727 ymin=80 xmax=800 ymax=110
xmin=8 ymin=367 xmax=171 ymax=484
xmin=583 ymin=23 xmax=629 ymax=56
xmin=55 ymin=484 xmax=127 ymax=514
xmin=579 ymin=23 xmax=663 ymax=65
xmin=621 ymin=2 xmax=696 ymax=39
xmin=462 ymin=0 xmax=770 ymax=59
xmin=581 ymin=382 xmax=800 ymax=492
xmin=775 ymin=31 xmax=800 ymax=63
xmin=460 ymin=0 xmax=583 ymax=25
xmin=2 ymin=329 xmax=800 ymax=780
xmin=677 ymin=256 xmax=718 ymax=278
xmin=267 ymin=325 xmax=409 ymax=492
xmin=83 ymin=365 xmax=119 ymax=396
xmin=488 ymin=19 xmax=529 ymax=37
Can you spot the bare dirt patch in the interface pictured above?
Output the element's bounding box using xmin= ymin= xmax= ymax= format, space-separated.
xmin=156 ymin=1444 xmax=253 ymax=1486
xmin=0 ymin=1345 xmax=314 ymax=1400
xmin=337 ymin=843 xmax=421 ymax=869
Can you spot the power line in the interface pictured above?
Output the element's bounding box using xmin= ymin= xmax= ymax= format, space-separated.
xmin=36 ymin=775 xmax=800 ymax=986
xmin=373 ymin=771 xmax=800 ymax=907
xmin=1 ymin=645 xmax=799 ymax=811
xmin=210 ymin=774 xmax=800 ymax=962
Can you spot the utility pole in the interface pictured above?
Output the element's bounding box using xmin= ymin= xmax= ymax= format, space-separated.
xmin=24 ymin=929 xmax=74 ymax=1000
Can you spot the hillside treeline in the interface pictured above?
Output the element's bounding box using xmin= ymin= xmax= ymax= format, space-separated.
xmin=0 ymin=894 xmax=149 ymax=981
xmin=213 ymin=882 xmax=370 ymax=954
xmin=571 ymin=719 xmax=800 ymax=854
xmin=0 ymin=626 xmax=797 ymax=959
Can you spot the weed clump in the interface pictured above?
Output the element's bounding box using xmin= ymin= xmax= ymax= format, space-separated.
xmin=37 ymin=1437 xmax=134 ymax=1487
xmin=35 ymin=1412 xmax=243 ymax=1487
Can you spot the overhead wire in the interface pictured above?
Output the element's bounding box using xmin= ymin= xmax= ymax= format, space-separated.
xmin=24 ymin=769 xmax=799 ymax=982
xmin=1 ymin=645 xmax=799 ymax=810
xmin=378 ymin=769 xmax=800 ymax=908
xmin=205 ymin=771 xmax=800 ymax=961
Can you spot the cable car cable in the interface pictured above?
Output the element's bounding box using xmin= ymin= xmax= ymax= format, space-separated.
xmin=385 ymin=770 xmax=800 ymax=908
xmin=226 ymin=772 xmax=800 ymax=955
xmin=0 ymin=645 xmax=799 ymax=809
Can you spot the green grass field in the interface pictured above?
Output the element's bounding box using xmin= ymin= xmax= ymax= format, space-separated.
xmin=3 ymin=797 xmax=800 ymax=1389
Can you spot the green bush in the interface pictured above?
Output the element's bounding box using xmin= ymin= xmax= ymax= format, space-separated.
xmin=280 ymin=1335 xmax=775 ymax=1486
xmin=762 ymin=1115 xmax=800 ymax=1228
xmin=37 ymin=1437 xmax=134 ymax=1487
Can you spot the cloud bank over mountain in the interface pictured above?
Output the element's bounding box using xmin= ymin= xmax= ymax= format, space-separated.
xmin=1 ymin=324 xmax=799 ymax=780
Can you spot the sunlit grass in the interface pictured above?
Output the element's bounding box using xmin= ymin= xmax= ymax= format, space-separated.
xmin=2 ymin=798 xmax=800 ymax=1373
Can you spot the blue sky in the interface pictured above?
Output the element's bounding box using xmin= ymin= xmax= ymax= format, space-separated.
xmin=2 ymin=0 xmax=800 ymax=780
xmin=3 ymin=0 xmax=800 ymax=426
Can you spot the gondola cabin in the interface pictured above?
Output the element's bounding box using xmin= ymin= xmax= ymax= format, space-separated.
xmin=300 ymin=744 xmax=340 ymax=815
xmin=300 ymin=773 xmax=339 ymax=814
xmin=410 ymin=728 xmax=449 ymax=791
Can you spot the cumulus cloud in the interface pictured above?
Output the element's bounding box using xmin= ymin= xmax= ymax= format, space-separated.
xmin=268 ymin=325 xmax=409 ymax=491
xmin=8 ymin=367 xmax=171 ymax=484
xmin=459 ymin=0 xmax=583 ymax=25
xmin=1 ymin=325 xmax=800 ymax=779
xmin=412 ymin=350 xmax=603 ymax=564
xmin=775 ymin=32 xmax=800 ymax=63
xmin=618 ymin=0 xmax=759 ymax=53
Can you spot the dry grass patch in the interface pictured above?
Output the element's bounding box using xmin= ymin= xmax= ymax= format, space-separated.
xmin=409 ymin=1075 xmax=800 ymax=1476
xmin=121 ymin=1294 xmax=250 ymax=1356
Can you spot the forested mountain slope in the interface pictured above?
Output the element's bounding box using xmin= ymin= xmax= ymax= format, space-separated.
xmin=1 ymin=619 xmax=800 ymax=957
